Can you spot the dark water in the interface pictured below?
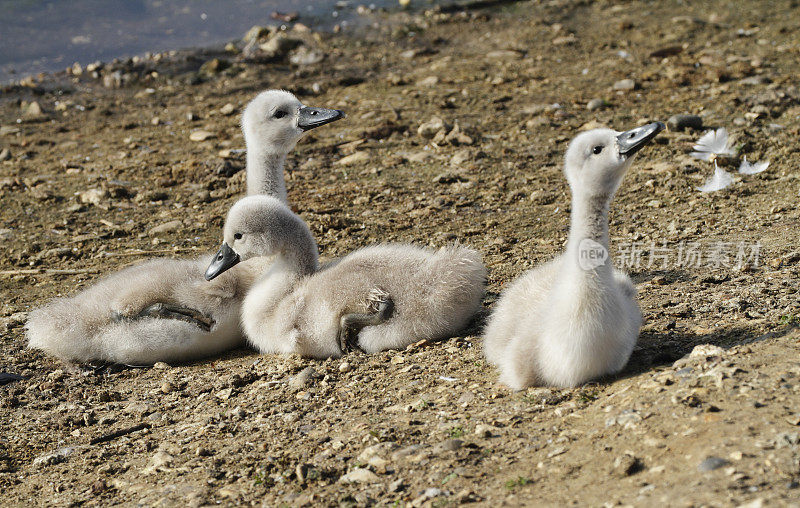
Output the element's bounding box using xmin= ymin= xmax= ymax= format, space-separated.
xmin=0 ymin=0 xmax=402 ymax=83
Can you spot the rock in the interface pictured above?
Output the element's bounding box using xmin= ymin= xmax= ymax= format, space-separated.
xmin=474 ymin=424 xmax=496 ymax=438
xmin=288 ymin=366 xmax=316 ymax=390
xmin=613 ymin=78 xmax=637 ymax=91
xmin=340 ymin=467 xmax=379 ymax=483
xmin=135 ymin=190 xmax=169 ymax=203
xmin=698 ymin=456 xmax=729 ymax=472
xmin=149 ymin=220 xmax=183 ymax=235
xmin=612 ymin=454 xmax=643 ymax=477
xmin=78 ymin=188 xmax=108 ymax=206
xmin=242 ymin=25 xmax=273 ymax=44
xmin=259 ymin=33 xmax=303 ymax=60
xmin=650 ymin=46 xmax=683 ymax=58
xmin=739 ymin=75 xmax=772 ymax=86
xmin=689 ymin=344 xmax=725 ymax=358
xmin=219 ymin=103 xmax=236 ymax=116
xmin=145 ymin=451 xmax=174 ymax=473
xmin=336 ymin=151 xmax=369 ymax=166
xmin=189 ymin=130 xmax=215 ymax=142
xmin=389 ymin=478 xmax=405 ymax=492
xmin=199 ymin=58 xmax=229 ymax=77
xmin=412 ymin=488 xmax=444 ymax=506
xmin=667 ymin=114 xmax=703 ymax=131
xmin=450 ymin=149 xmax=473 ymax=166
xmin=417 ymin=117 xmax=449 ymax=139
xmin=32 ymin=447 xmax=75 ymax=468
xmin=486 ymin=49 xmax=523 ymax=59
xmin=586 ymin=98 xmax=608 ymax=111
xmin=338 ymin=361 xmax=352 ymax=373
xmin=436 ymin=439 xmax=463 ymax=452
xmin=289 ymin=46 xmax=325 ymax=66
xmin=0 ymin=148 xmax=10 ymax=161
xmin=416 ymin=76 xmax=439 ymax=87
xmin=1 ymin=126 xmax=21 ymax=136
xmin=22 ymin=101 xmax=46 ymax=119
xmin=444 ymin=122 xmax=473 ymax=145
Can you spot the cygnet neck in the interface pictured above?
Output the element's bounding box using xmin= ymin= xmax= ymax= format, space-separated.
xmin=270 ymin=227 xmax=319 ymax=280
xmin=246 ymin=145 xmax=288 ymax=202
xmin=564 ymin=189 xmax=613 ymax=277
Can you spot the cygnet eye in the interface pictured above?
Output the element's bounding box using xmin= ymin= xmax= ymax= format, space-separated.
xmin=274 ymin=110 xmax=287 ymax=119
xmin=234 ymin=233 xmax=243 ymax=240
xmin=592 ymin=145 xmax=604 ymax=155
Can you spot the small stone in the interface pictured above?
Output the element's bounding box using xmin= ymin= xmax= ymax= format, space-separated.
xmin=486 ymin=49 xmax=523 ymax=59
xmin=23 ymin=101 xmax=45 ymax=118
xmin=613 ymin=78 xmax=637 ymax=91
xmin=32 ymin=447 xmax=74 ymax=468
xmin=219 ymin=103 xmax=236 ymax=116
xmin=149 ymin=220 xmax=183 ymax=235
xmin=338 ymin=361 xmax=352 ymax=373
xmin=78 ymin=188 xmax=108 ymax=206
xmin=243 ymin=25 xmax=272 ymax=44
xmin=289 ymin=46 xmax=325 ymax=66
xmin=288 ymin=366 xmax=316 ymax=390
xmin=0 ymin=148 xmax=10 ymax=161
xmin=160 ymin=382 xmax=174 ymax=394
xmin=153 ymin=361 xmax=170 ymax=370
xmin=612 ymin=454 xmax=643 ymax=477
xmin=198 ymin=58 xmax=229 ymax=76
xmin=189 ymin=130 xmax=215 ymax=142
xmin=389 ymin=478 xmax=405 ymax=492
xmin=689 ymin=344 xmax=724 ymax=358
xmin=667 ymin=114 xmax=703 ymax=131
xmin=417 ymin=117 xmax=449 ymax=139
xmin=340 ymin=467 xmax=379 ymax=483
xmin=336 ymin=151 xmax=369 ymax=166
xmin=147 ymin=451 xmax=173 ymax=471
xmin=698 ymin=456 xmax=729 ymax=472
xmin=587 ymin=98 xmax=608 ymax=111
xmin=416 ymin=76 xmax=439 ymax=87
xmin=436 ymin=439 xmax=463 ymax=452
xmin=474 ymin=424 xmax=495 ymax=438
xmin=258 ymin=33 xmax=303 ymax=60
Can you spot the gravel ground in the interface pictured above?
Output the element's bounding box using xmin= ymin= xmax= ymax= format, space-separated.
xmin=1 ymin=0 xmax=800 ymax=506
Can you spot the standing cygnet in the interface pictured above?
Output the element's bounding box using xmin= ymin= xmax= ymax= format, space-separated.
xmin=25 ymin=90 xmax=343 ymax=365
xmin=205 ymin=196 xmax=487 ymax=359
xmin=242 ymin=90 xmax=344 ymax=200
xmin=483 ymin=122 xmax=664 ymax=389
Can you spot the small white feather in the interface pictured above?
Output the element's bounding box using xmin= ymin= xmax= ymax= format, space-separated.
xmin=697 ymin=161 xmax=733 ymax=193
xmin=738 ymin=156 xmax=769 ymax=175
xmin=691 ymin=127 xmax=735 ymax=160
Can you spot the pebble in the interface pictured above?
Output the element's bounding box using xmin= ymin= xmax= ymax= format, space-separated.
xmin=474 ymin=424 xmax=496 ymax=438
xmin=149 ymin=220 xmax=183 ymax=235
xmin=189 ymin=130 xmax=215 ymax=142
xmin=219 ymin=103 xmax=236 ymax=116
xmin=389 ymin=478 xmax=405 ymax=492
xmin=336 ymin=151 xmax=369 ymax=166
xmin=288 ymin=366 xmax=316 ymax=390
xmin=22 ymin=101 xmax=45 ymax=119
xmin=613 ymin=78 xmax=637 ymax=91
xmin=78 ymin=188 xmax=108 ymax=206
xmin=667 ymin=114 xmax=703 ymax=131
xmin=338 ymin=361 xmax=352 ymax=373
xmin=0 ymin=148 xmax=10 ymax=161
xmin=436 ymin=439 xmax=463 ymax=452
xmin=586 ymin=98 xmax=608 ymax=111
xmin=416 ymin=76 xmax=439 ymax=87
xmin=611 ymin=454 xmax=643 ymax=477
xmin=485 ymin=49 xmax=523 ymax=60
xmin=417 ymin=117 xmax=449 ymax=139
xmin=698 ymin=456 xmax=729 ymax=472
xmin=32 ymin=447 xmax=75 ymax=468
xmin=339 ymin=467 xmax=380 ymax=483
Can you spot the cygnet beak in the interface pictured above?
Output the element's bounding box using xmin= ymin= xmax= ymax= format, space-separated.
xmin=297 ymin=106 xmax=345 ymax=131
xmin=617 ymin=122 xmax=665 ymax=157
xmin=205 ymin=243 xmax=241 ymax=281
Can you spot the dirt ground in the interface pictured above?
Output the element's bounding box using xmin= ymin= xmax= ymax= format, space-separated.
xmin=2 ymin=0 xmax=800 ymax=506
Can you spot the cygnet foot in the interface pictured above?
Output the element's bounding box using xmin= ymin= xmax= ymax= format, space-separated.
xmin=112 ymin=303 xmax=215 ymax=332
xmin=337 ymin=297 xmax=395 ymax=354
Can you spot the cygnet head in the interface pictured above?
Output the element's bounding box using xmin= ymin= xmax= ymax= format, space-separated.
xmin=205 ymin=195 xmax=317 ymax=280
xmin=563 ymin=122 xmax=664 ymax=199
xmin=241 ymin=89 xmax=345 ymax=154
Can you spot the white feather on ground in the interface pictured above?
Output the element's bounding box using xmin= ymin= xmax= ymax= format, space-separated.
xmin=691 ymin=127 xmax=735 ymax=160
xmin=738 ymin=156 xmax=769 ymax=175
xmin=697 ymin=161 xmax=734 ymax=192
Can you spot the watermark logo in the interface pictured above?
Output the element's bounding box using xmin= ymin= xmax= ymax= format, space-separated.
xmin=616 ymin=240 xmax=761 ymax=270
xmin=578 ymin=238 xmax=608 ymax=270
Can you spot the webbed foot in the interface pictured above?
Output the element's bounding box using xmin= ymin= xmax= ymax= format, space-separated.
xmin=337 ymin=297 xmax=394 ymax=354
xmin=112 ymin=303 xmax=214 ymax=332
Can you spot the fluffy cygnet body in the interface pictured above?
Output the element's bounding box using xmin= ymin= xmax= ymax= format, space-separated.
xmin=25 ymin=90 xmax=343 ymax=365
xmin=206 ymin=196 xmax=487 ymax=359
xmin=483 ymin=123 xmax=664 ymax=389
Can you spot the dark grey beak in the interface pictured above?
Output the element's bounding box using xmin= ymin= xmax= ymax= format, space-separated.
xmin=617 ymin=122 xmax=665 ymax=157
xmin=297 ymin=106 xmax=345 ymax=131
xmin=205 ymin=243 xmax=240 ymax=281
